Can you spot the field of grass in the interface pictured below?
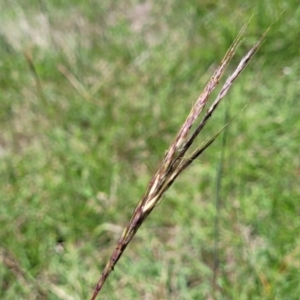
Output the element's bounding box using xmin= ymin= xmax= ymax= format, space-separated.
xmin=1 ymin=1 xmax=300 ymax=299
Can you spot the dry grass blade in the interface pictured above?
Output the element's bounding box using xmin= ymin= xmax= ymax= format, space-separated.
xmin=24 ymin=49 xmax=46 ymax=103
xmin=57 ymin=64 xmax=90 ymax=99
xmin=91 ymin=28 xmax=268 ymax=300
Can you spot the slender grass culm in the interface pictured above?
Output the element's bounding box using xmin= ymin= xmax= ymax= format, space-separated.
xmin=91 ymin=25 xmax=269 ymax=300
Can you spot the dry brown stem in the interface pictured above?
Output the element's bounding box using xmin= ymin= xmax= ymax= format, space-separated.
xmin=91 ymin=26 xmax=268 ymax=300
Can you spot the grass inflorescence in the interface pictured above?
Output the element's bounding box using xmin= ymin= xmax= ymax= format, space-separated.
xmin=1 ymin=1 xmax=300 ymax=299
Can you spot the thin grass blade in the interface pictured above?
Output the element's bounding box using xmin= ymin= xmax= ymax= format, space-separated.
xmin=91 ymin=28 xmax=268 ymax=300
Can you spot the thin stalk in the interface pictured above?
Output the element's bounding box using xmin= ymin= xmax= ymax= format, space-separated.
xmin=212 ymin=103 xmax=229 ymax=297
xmin=91 ymin=28 xmax=269 ymax=300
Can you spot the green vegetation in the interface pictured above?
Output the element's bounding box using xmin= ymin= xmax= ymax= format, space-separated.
xmin=0 ymin=1 xmax=299 ymax=299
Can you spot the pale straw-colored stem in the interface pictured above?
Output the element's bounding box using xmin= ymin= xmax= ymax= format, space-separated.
xmin=91 ymin=26 xmax=269 ymax=300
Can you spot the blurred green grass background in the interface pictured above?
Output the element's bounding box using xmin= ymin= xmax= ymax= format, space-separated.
xmin=1 ymin=1 xmax=300 ymax=299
